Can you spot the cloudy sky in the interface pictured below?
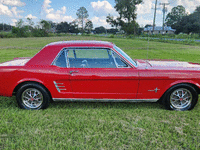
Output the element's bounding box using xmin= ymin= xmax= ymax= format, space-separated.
xmin=0 ymin=0 xmax=200 ymax=28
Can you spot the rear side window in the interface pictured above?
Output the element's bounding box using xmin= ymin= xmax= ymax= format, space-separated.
xmin=54 ymin=51 xmax=67 ymax=67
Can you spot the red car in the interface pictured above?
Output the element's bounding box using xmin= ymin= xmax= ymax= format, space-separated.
xmin=0 ymin=41 xmax=199 ymax=110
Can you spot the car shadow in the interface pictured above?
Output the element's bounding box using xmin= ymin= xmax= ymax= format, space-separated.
xmin=50 ymin=101 xmax=165 ymax=110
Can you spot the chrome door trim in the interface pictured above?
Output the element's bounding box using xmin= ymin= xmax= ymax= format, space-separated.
xmin=52 ymin=98 xmax=158 ymax=102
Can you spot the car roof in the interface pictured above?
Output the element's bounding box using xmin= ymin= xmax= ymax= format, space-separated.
xmin=26 ymin=40 xmax=115 ymax=66
xmin=45 ymin=40 xmax=114 ymax=48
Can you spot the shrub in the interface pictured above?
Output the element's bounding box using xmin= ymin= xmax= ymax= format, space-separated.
xmin=109 ymin=34 xmax=115 ymax=38
xmin=175 ymin=33 xmax=189 ymax=39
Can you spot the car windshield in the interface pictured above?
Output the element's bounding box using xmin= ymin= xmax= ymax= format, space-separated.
xmin=114 ymin=46 xmax=137 ymax=67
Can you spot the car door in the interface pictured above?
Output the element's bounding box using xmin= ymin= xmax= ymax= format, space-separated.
xmin=67 ymin=48 xmax=139 ymax=99
xmin=50 ymin=50 xmax=73 ymax=99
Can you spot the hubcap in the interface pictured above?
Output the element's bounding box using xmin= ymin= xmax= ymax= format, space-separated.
xmin=170 ymin=88 xmax=192 ymax=109
xmin=22 ymin=88 xmax=43 ymax=109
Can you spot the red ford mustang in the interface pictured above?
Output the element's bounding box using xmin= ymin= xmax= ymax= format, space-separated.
xmin=0 ymin=41 xmax=199 ymax=110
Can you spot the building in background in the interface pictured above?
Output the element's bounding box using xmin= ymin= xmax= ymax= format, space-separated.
xmin=143 ymin=26 xmax=175 ymax=34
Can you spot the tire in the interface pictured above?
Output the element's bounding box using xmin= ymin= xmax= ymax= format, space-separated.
xmin=16 ymin=83 xmax=50 ymax=110
xmin=164 ymin=84 xmax=198 ymax=111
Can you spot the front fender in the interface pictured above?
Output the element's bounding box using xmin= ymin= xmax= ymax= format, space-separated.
xmin=162 ymin=80 xmax=200 ymax=96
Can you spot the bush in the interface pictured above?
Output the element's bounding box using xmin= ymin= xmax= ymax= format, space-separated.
xmin=191 ymin=33 xmax=200 ymax=39
xmin=109 ymin=34 xmax=115 ymax=38
xmin=175 ymin=33 xmax=189 ymax=39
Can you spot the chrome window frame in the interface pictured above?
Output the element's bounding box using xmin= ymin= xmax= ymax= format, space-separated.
xmin=113 ymin=45 xmax=138 ymax=67
xmin=52 ymin=47 xmax=132 ymax=68
xmin=51 ymin=49 xmax=67 ymax=67
xmin=111 ymin=51 xmax=131 ymax=68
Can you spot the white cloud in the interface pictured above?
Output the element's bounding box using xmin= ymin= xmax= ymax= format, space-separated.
xmin=25 ymin=14 xmax=37 ymax=19
xmin=0 ymin=3 xmax=13 ymax=16
xmin=0 ymin=0 xmax=25 ymax=7
xmin=11 ymin=7 xmax=24 ymax=18
xmin=135 ymin=0 xmax=200 ymax=26
xmin=136 ymin=16 xmax=153 ymax=27
xmin=91 ymin=1 xmax=118 ymax=17
xmin=11 ymin=19 xmax=17 ymax=26
xmin=137 ymin=0 xmax=154 ymax=15
xmin=63 ymin=15 xmax=74 ymax=22
xmin=0 ymin=3 xmax=24 ymax=18
xmin=43 ymin=0 xmax=54 ymax=14
xmin=43 ymin=0 xmax=74 ymax=22
xmin=91 ymin=16 xmax=109 ymax=27
xmin=176 ymin=0 xmax=200 ymax=13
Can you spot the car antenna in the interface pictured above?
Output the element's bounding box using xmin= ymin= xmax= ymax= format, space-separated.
xmin=147 ymin=32 xmax=149 ymax=60
xmin=145 ymin=31 xmax=150 ymax=69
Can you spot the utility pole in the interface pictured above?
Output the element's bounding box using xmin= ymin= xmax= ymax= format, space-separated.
xmin=152 ymin=0 xmax=158 ymax=34
xmin=160 ymin=3 xmax=169 ymax=33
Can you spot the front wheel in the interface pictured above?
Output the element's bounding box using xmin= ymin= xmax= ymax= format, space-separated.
xmin=164 ymin=84 xmax=198 ymax=111
xmin=16 ymin=83 xmax=50 ymax=110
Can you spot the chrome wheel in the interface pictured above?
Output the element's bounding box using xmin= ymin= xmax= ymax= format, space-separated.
xmin=21 ymin=88 xmax=43 ymax=109
xmin=170 ymin=88 xmax=192 ymax=109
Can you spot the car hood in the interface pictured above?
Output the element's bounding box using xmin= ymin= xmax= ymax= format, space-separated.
xmin=136 ymin=59 xmax=200 ymax=70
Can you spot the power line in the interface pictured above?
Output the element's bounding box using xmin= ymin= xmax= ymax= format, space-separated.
xmin=160 ymin=3 xmax=170 ymax=33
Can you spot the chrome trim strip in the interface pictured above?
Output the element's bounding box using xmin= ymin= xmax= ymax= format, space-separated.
xmin=52 ymin=98 xmax=158 ymax=102
xmin=113 ymin=46 xmax=138 ymax=68
xmin=111 ymin=51 xmax=131 ymax=68
xmin=52 ymin=47 xmax=132 ymax=68
xmin=53 ymin=81 xmax=66 ymax=92
xmin=51 ymin=49 xmax=64 ymax=66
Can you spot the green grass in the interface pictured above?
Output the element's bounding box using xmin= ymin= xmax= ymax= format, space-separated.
xmin=0 ymin=36 xmax=200 ymax=149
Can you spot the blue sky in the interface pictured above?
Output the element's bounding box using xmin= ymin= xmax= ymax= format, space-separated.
xmin=0 ymin=0 xmax=200 ymax=28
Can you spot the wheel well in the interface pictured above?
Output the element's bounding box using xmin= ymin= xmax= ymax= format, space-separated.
xmin=158 ymin=83 xmax=200 ymax=104
xmin=13 ymin=81 xmax=52 ymax=99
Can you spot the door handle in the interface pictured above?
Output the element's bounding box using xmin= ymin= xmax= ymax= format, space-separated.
xmin=69 ymin=70 xmax=79 ymax=74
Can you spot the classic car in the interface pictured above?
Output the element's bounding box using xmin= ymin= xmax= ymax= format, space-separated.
xmin=0 ymin=41 xmax=199 ymax=111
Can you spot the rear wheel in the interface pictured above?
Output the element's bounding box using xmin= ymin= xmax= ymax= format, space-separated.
xmin=164 ymin=84 xmax=198 ymax=111
xmin=16 ymin=83 xmax=50 ymax=110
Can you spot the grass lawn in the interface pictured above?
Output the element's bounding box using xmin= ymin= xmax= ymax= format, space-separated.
xmin=0 ymin=36 xmax=200 ymax=149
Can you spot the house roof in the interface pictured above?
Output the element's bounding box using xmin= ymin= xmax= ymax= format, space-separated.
xmin=144 ymin=26 xmax=176 ymax=32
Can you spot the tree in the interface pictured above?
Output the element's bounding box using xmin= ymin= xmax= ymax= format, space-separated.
xmin=144 ymin=24 xmax=153 ymax=28
xmin=94 ymin=26 xmax=106 ymax=34
xmin=56 ymin=22 xmax=70 ymax=33
xmin=115 ymin=0 xmax=142 ymax=23
xmin=16 ymin=19 xmax=24 ymax=28
xmin=69 ymin=21 xmax=80 ymax=34
xmin=165 ymin=5 xmax=187 ymax=28
xmin=85 ymin=20 xmax=93 ymax=34
xmin=26 ymin=18 xmax=34 ymax=31
xmin=76 ymin=7 xmax=89 ymax=33
xmin=27 ymin=18 xmax=34 ymax=27
xmin=40 ymin=20 xmax=51 ymax=32
xmin=173 ymin=6 xmax=200 ymax=34
xmin=106 ymin=0 xmax=143 ymax=34
xmin=12 ymin=19 xmax=30 ymax=37
xmin=0 ymin=23 xmax=12 ymax=31
xmin=107 ymin=28 xmax=118 ymax=34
